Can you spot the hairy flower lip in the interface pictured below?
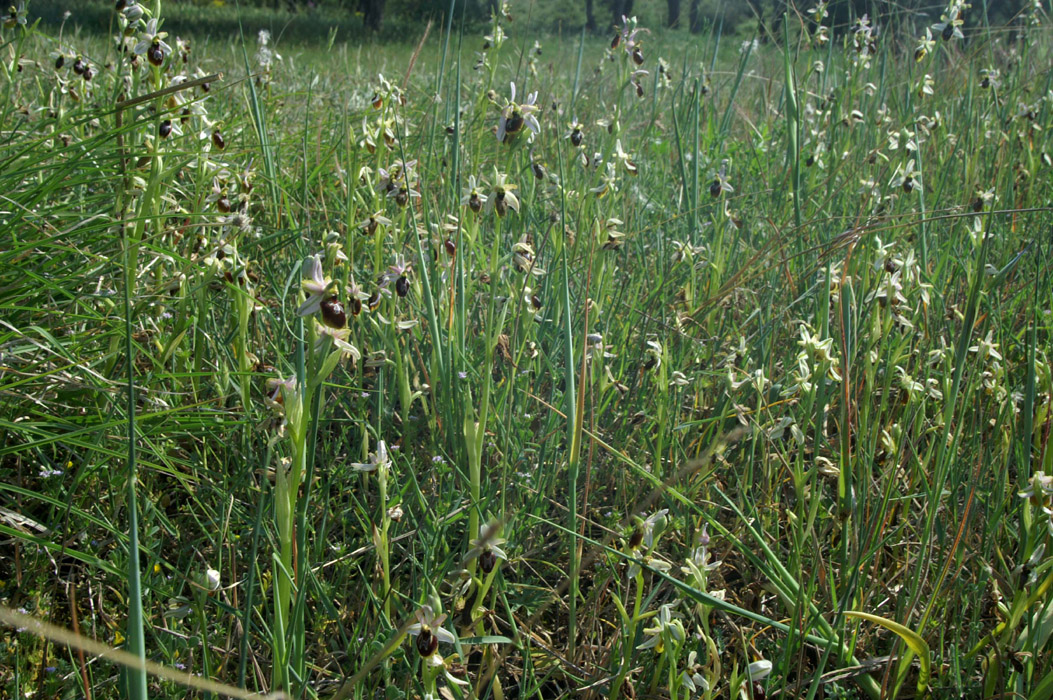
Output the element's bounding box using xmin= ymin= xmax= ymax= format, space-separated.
xmin=497 ymin=82 xmax=540 ymax=142
xmin=406 ymin=605 xmax=457 ymax=646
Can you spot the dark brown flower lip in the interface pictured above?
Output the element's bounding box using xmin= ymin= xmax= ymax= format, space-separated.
xmin=415 ymin=629 xmax=438 ymax=657
xmin=320 ymin=296 xmax=347 ymax=329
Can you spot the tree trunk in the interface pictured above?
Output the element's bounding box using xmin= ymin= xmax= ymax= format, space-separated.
xmin=360 ymin=0 xmax=383 ymax=31
xmin=666 ymin=0 xmax=680 ymax=28
xmin=610 ymin=0 xmax=634 ymax=29
xmin=585 ymin=0 xmax=597 ymax=32
xmin=688 ymin=0 xmax=702 ymax=33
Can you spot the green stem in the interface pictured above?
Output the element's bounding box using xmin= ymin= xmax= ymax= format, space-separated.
xmin=378 ymin=463 xmax=391 ymax=623
xmin=195 ymin=596 xmax=213 ymax=700
xmin=610 ymin=571 xmax=644 ymax=699
xmin=121 ymin=218 xmax=149 ymax=700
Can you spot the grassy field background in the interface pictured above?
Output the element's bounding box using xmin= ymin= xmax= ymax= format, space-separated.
xmin=2 ymin=0 xmax=1052 ymax=698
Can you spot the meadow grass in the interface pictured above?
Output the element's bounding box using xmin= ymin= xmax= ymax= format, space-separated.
xmin=2 ymin=1 xmax=1053 ymax=698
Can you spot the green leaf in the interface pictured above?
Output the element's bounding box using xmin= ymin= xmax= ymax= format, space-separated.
xmin=458 ymin=635 xmax=514 ymax=645
xmin=1028 ymin=667 xmax=1053 ymax=700
xmin=845 ymin=611 xmax=930 ymax=696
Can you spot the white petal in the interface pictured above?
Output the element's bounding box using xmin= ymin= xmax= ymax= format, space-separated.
xmin=748 ymin=660 xmax=772 ymax=681
xmin=334 ymin=337 xmax=361 ymax=360
xmin=445 ymin=670 xmax=471 ymax=686
xmin=297 ymin=294 xmax=324 ymax=317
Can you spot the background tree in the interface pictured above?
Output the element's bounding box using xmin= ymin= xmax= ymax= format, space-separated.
xmin=666 ymin=0 xmax=680 ymax=28
xmin=360 ymin=0 xmax=383 ymax=31
xmin=688 ymin=0 xmax=702 ymax=33
xmin=608 ymin=0 xmax=634 ymax=30
xmin=746 ymin=0 xmax=769 ymax=40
